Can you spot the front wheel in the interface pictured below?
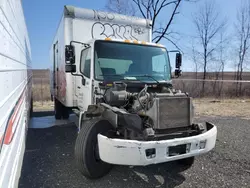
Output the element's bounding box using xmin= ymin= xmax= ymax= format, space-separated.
xmin=75 ymin=119 xmax=114 ymax=179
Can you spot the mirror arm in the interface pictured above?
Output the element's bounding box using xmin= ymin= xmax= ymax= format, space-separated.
xmin=168 ymin=50 xmax=181 ymax=54
xmin=71 ymin=72 xmax=84 ymax=79
xmin=70 ymin=41 xmax=90 ymax=48
xmin=71 ymin=73 xmax=86 ymax=85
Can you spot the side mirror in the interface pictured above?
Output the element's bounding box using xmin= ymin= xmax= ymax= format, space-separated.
xmin=65 ymin=45 xmax=75 ymax=64
xmin=175 ymin=53 xmax=182 ymax=77
xmin=65 ymin=64 xmax=76 ymax=73
xmin=175 ymin=53 xmax=182 ymax=68
xmin=175 ymin=69 xmax=182 ymax=77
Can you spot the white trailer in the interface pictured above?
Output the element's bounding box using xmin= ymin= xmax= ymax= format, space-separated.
xmin=0 ymin=0 xmax=32 ymax=187
xmin=50 ymin=5 xmax=217 ymax=179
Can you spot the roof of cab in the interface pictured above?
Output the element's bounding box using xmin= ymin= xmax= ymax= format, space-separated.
xmin=85 ymin=38 xmax=165 ymax=49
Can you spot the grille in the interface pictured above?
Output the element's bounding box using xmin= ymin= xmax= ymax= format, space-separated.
xmin=157 ymin=97 xmax=191 ymax=129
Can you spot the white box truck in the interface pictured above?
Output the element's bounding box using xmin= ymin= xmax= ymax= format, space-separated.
xmin=50 ymin=5 xmax=217 ymax=179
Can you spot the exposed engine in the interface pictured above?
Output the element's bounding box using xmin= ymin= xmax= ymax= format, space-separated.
xmin=98 ymin=82 xmax=201 ymax=140
xmin=104 ymin=82 xmax=158 ymax=112
xmin=103 ymin=82 xmax=131 ymax=107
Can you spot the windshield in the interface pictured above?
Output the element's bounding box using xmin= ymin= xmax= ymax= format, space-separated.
xmin=94 ymin=41 xmax=171 ymax=82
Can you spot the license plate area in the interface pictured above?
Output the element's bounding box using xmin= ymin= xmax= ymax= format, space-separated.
xmin=168 ymin=143 xmax=191 ymax=156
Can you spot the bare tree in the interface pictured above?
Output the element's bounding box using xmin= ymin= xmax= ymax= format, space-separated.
xmin=235 ymin=0 xmax=250 ymax=96
xmin=192 ymin=1 xmax=226 ymax=96
xmin=218 ymin=30 xmax=232 ymax=96
xmin=106 ymin=0 xmax=195 ymax=47
xmin=210 ymin=30 xmax=229 ymax=97
xmin=191 ymin=41 xmax=200 ymax=79
xmin=106 ymin=0 xmax=136 ymax=15
xmin=217 ymin=32 xmax=226 ymax=96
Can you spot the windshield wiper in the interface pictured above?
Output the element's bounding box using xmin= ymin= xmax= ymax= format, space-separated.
xmin=128 ymin=74 xmax=160 ymax=84
xmin=100 ymin=74 xmax=164 ymax=85
xmin=100 ymin=74 xmax=146 ymax=84
xmin=100 ymin=74 xmax=122 ymax=77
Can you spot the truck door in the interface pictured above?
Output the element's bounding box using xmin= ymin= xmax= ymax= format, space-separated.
xmin=76 ymin=47 xmax=92 ymax=111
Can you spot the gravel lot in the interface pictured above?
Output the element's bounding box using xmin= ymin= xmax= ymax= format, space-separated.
xmin=19 ymin=116 xmax=250 ymax=188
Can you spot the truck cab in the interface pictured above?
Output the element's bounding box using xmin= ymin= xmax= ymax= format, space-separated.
xmin=67 ymin=39 xmax=173 ymax=111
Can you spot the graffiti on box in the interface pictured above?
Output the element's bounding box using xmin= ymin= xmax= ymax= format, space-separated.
xmin=91 ymin=22 xmax=145 ymax=40
xmin=93 ymin=10 xmax=140 ymax=22
xmin=91 ymin=10 xmax=145 ymax=40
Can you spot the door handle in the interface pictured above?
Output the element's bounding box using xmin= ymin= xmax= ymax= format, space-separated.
xmin=77 ymin=86 xmax=81 ymax=89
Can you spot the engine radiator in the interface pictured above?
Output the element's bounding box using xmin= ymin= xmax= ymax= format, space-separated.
xmin=148 ymin=97 xmax=192 ymax=129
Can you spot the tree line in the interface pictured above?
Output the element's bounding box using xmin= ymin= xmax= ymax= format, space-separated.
xmin=106 ymin=0 xmax=250 ymax=97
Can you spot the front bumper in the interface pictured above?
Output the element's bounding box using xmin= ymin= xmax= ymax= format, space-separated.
xmin=97 ymin=122 xmax=217 ymax=166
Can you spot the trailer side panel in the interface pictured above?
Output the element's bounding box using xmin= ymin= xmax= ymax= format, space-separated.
xmin=0 ymin=0 xmax=32 ymax=187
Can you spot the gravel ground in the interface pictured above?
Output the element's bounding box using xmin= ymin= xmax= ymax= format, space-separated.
xmin=19 ymin=116 xmax=250 ymax=188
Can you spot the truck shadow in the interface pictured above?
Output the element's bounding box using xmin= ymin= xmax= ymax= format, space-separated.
xmin=19 ymin=122 xmax=188 ymax=188
xmin=110 ymin=162 xmax=187 ymax=188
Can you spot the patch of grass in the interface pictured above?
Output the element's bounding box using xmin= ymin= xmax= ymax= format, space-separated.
xmin=193 ymin=98 xmax=250 ymax=119
xmin=33 ymin=101 xmax=54 ymax=112
xmin=32 ymin=84 xmax=51 ymax=101
xmin=31 ymin=80 xmax=250 ymax=118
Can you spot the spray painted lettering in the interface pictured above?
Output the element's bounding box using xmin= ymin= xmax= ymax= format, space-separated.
xmin=93 ymin=10 xmax=115 ymax=21
xmin=118 ymin=14 xmax=140 ymax=21
xmin=92 ymin=22 xmax=139 ymax=40
xmin=92 ymin=10 xmax=141 ymax=22
xmin=134 ymin=27 xmax=145 ymax=35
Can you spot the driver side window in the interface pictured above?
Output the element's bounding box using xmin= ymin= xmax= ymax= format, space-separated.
xmin=152 ymin=53 xmax=170 ymax=80
xmin=80 ymin=48 xmax=91 ymax=78
xmin=152 ymin=54 xmax=165 ymax=73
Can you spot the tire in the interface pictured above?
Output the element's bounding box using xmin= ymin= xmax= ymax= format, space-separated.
xmin=62 ymin=106 xmax=69 ymax=119
xmin=54 ymin=98 xmax=62 ymax=119
xmin=177 ymin=157 xmax=195 ymax=168
xmin=29 ymin=96 xmax=33 ymax=118
xmin=62 ymin=107 xmax=69 ymax=119
xmin=75 ymin=119 xmax=114 ymax=179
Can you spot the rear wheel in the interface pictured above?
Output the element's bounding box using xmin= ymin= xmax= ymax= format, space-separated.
xmin=29 ymin=96 xmax=33 ymax=118
xmin=75 ymin=119 xmax=114 ymax=179
xmin=54 ymin=98 xmax=62 ymax=119
xmin=62 ymin=107 xmax=69 ymax=119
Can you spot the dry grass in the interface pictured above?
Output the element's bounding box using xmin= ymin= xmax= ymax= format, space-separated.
xmin=32 ymin=84 xmax=51 ymax=101
xmin=194 ymin=98 xmax=250 ymax=119
xmin=32 ymin=98 xmax=250 ymax=120
xmin=33 ymin=101 xmax=54 ymax=112
xmin=31 ymin=70 xmax=250 ymax=118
